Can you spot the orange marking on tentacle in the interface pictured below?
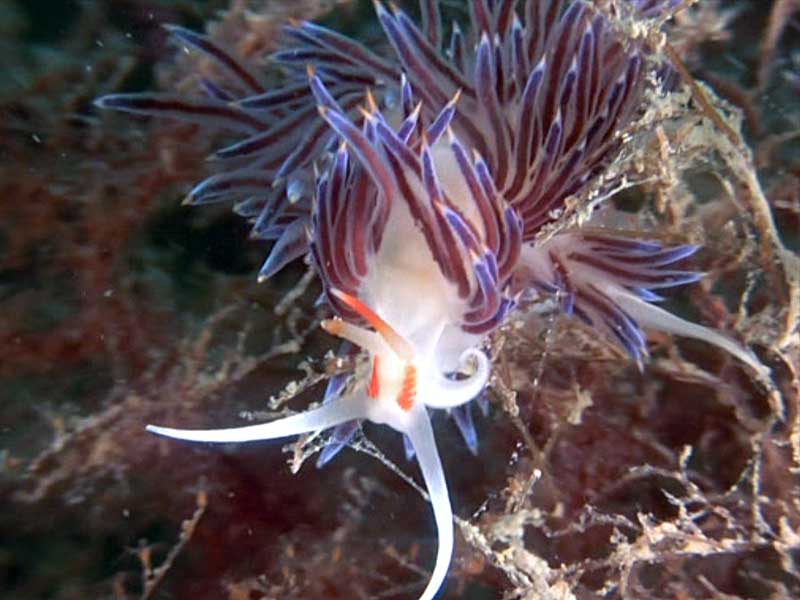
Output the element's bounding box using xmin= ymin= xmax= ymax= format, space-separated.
xmin=365 ymin=88 xmax=379 ymax=113
xmin=397 ymin=364 xmax=417 ymax=412
xmin=320 ymin=318 xmax=343 ymax=336
xmin=330 ymin=289 xmax=413 ymax=360
xmin=368 ymin=355 xmax=381 ymax=399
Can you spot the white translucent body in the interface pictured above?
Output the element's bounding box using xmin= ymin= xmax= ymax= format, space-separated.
xmin=148 ymin=169 xmax=492 ymax=600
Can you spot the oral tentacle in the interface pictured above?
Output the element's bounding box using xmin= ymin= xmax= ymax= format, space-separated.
xmin=330 ymin=288 xmax=415 ymax=360
xmin=426 ymin=348 xmax=491 ymax=409
xmin=321 ymin=318 xmax=390 ymax=357
xmin=405 ymin=405 xmax=454 ymax=600
xmin=147 ymin=393 xmax=369 ymax=444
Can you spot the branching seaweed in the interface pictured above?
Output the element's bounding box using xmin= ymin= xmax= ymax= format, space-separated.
xmin=1 ymin=1 xmax=799 ymax=599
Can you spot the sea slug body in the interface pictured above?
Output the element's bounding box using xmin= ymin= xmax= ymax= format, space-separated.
xmin=96 ymin=1 xmax=766 ymax=598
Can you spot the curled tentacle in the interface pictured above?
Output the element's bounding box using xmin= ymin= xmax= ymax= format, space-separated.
xmin=427 ymin=349 xmax=491 ymax=409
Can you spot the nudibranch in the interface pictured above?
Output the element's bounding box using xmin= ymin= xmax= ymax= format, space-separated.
xmin=96 ymin=1 xmax=766 ymax=598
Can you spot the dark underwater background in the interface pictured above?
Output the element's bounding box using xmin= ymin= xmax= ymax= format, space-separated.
xmin=1 ymin=1 xmax=799 ymax=598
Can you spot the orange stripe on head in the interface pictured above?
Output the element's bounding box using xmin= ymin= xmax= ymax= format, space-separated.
xmin=330 ymin=289 xmax=413 ymax=361
xmin=368 ymin=355 xmax=381 ymax=399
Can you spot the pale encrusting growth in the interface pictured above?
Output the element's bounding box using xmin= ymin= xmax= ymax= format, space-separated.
xmin=97 ymin=1 xmax=768 ymax=598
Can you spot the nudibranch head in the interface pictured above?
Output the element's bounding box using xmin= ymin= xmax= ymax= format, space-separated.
xmin=99 ymin=0 xmax=769 ymax=598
